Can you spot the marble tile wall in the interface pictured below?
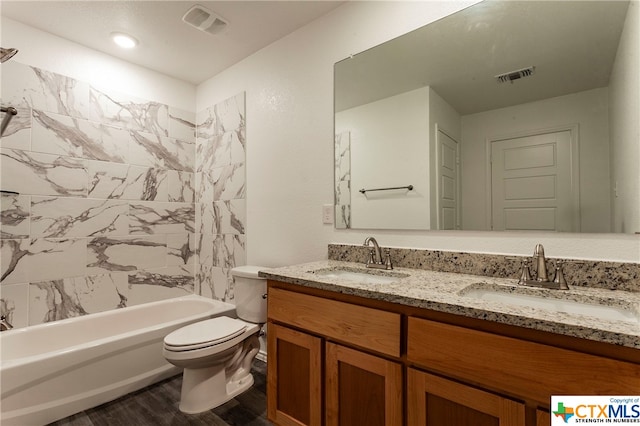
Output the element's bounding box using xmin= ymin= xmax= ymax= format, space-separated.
xmin=195 ymin=93 xmax=247 ymax=302
xmin=328 ymin=244 xmax=640 ymax=292
xmin=0 ymin=62 xmax=200 ymax=329
xmin=334 ymin=131 xmax=351 ymax=229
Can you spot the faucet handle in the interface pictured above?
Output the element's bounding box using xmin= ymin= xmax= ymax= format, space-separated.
xmin=517 ymin=259 xmax=532 ymax=285
xmin=366 ymin=248 xmax=376 ymax=266
xmin=383 ymin=248 xmax=393 ymax=270
xmin=553 ymin=260 xmax=570 ymax=290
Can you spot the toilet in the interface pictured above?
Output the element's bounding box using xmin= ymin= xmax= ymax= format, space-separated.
xmin=163 ymin=266 xmax=267 ymax=414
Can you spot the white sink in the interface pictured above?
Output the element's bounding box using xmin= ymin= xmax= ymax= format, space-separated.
xmin=311 ymin=268 xmax=407 ymax=284
xmin=462 ymin=287 xmax=639 ymax=323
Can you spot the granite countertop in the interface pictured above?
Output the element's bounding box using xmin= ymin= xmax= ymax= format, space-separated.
xmin=259 ymin=260 xmax=640 ymax=349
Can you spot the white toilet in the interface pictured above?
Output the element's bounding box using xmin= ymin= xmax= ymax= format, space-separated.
xmin=163 ymin=266 xmax=267 ymax=414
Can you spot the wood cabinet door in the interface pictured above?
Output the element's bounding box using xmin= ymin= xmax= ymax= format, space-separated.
xmin=536 ymin=409 xmax=551 ymax=426
xmin=325 ymin=342 xmax=402 ymax=426
xmin=407 ymin=368 xmax=526 ymax=426
xmin=267 ymin=323 xmax=322 ymax=426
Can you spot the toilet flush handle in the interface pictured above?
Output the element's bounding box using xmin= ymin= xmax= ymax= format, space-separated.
xmin=262 ymin=293 xmax=267 ymax=299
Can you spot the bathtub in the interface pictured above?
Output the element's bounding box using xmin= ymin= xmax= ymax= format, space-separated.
xmin=0 ymin=294 xmax=236 ymax=426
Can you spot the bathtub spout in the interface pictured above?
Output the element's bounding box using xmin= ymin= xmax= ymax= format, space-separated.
xmin=0 ymin=315 xmax=13 ymax=331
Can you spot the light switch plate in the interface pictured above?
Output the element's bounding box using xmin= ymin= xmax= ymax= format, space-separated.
xmin=322 ymin=204 xmax=334 ymax=224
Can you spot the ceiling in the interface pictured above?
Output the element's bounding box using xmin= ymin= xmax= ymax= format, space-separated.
xmin=1 ymin=1 xmax=344 ymax=85
xmin=335 ymin=0 xmax=630 ymax=115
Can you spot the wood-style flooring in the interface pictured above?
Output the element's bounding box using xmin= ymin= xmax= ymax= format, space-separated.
xmin=49 ymin=360 xmax=270 ymax=426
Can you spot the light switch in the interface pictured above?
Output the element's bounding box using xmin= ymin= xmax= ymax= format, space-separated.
xmin=322 ymin=204 xmax=334 ymax=224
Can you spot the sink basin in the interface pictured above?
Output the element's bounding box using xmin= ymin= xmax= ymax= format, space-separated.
xmin=310 ymin=268 xmax=408 ymax=284
xmin=462 ymin=286 xmax=639 ymax=323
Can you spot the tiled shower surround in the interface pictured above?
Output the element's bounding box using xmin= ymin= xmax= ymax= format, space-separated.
xmin=334 ymin=131 xmax=351 ymax=229
xmin=0 ymin=61 xmax=246 ymax=329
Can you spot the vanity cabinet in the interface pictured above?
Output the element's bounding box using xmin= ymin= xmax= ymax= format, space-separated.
xmin=267 ymin=280 xmax=640 ymax=426
xmin=267 ymin=286 xmax=403 ymax=425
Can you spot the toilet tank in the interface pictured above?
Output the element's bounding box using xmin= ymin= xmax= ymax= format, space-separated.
xmin=231 ymin=266 xmax=267 ymax=323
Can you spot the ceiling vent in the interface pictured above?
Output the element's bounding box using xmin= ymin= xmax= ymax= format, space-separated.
xmin=495 ymin=66 xmax=536 ymax=84
xmin=182 ymin=4 xmax=228 ymax=36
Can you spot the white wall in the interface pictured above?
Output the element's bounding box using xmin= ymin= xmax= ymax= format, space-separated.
xmin=461 ymin=88 xmax=611 ymax=233
xmin=429 ymin=89 xmax=462 ymax=146
xmin=336 ymin=87 xmax=430 ymax=230
xmin=1 ymin=18 xmax=195 ymax=111
xmin=609 ymin=0 xmax=640 ymax=234
xmin=197 ymin=0 xmax=638 ymax=264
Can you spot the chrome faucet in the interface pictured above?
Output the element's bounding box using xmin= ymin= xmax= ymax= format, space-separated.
xmin=363 ymin=237 xmax=393 ymax=270
xmin=534 ymin=244 xmax=549 ymax=282
xmin=0 ymin=315 xmax=13 ymax=331
xmin=518 ymin=244 xmax=569 ymax=290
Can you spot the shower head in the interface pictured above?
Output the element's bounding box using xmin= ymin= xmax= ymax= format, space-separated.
xmin=0 ymin=47 xmax=19 ymax=63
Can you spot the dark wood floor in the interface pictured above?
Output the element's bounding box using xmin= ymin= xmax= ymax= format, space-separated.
xmin=49 ymin=360 xmax=270 ymax=426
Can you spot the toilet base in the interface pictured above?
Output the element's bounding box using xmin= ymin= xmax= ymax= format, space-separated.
xmin=178 ymin=366 xmax=255 ymax=414
xmin=174 ymin=333 xmax=261 ymax=414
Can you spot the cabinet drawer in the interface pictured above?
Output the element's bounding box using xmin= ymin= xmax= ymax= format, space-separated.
xmin=268 ymin=287 xmax=401 ymax=357
xmin=407 ymin=317 xmax=640 ymax=405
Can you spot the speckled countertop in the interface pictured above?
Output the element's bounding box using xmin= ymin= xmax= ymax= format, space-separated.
xmin=259 ymin=260 xmax=640 ymax=349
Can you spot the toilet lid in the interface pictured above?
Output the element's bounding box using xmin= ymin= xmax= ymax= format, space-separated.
xmin=164 ymin=317 xmax=247 ymax=350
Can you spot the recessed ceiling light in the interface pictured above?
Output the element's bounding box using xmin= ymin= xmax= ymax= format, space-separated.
xmin=111 ymin=32 xmax=138 ymax=49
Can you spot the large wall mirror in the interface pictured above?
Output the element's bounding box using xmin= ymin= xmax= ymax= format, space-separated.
xmin=334 ymin=0 xmax=638 ymax=233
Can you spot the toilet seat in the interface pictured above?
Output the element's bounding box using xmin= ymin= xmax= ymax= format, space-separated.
xmin=164 ymin=316 xmax=247 ymax=352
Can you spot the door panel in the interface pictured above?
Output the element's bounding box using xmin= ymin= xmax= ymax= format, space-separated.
xmin=491 ymin=131 xmax=575 ymax=231
xmin=503 ymin=143 xmax=555 ymax=169
xmin=437 ymin=130 xmax=460 ymax=230
xmin=504 ymin=175 xmax=557 ymax=200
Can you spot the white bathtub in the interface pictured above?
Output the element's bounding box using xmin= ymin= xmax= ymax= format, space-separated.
xmin=0 ymin=294 xmax=236 ymax=426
